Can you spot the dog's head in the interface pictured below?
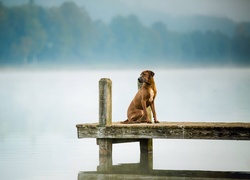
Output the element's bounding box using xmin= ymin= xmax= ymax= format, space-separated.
xmin=138 ymin=70 xmax=155 ymax=84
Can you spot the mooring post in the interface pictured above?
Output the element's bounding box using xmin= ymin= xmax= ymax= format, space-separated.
xmin=138 ymin=81 xmax=153 ymax=171
xmin=99 ymin=78 xmax=112 ymax=126
xmin=97 ymin=78 xmax=112 ymax=172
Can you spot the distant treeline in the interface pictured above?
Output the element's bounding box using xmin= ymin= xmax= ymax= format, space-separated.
xmin=0 ymin=1 xmax=250 ymax=67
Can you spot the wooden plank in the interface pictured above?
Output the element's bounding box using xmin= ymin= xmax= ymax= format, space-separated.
xmin=78 ymin=169 xmax=250 ymax=180
xmin=76 ymin=122 xmax=250 ymax=140
xmin=111 ymin=139 xmax=140 ymax=144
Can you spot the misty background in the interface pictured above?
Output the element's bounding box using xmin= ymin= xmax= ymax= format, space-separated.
xmin=1 ymin=1 xmax=250 ymax=179
xmin=0 ymin=0 xmax=250 ymax=68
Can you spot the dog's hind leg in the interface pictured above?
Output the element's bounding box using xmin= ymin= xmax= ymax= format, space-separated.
xmin=121 ymin=109 xmax=143 ymax=124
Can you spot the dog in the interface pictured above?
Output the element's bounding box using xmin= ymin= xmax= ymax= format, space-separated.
xmin=121 ymin=70 xmax=159 ymax=124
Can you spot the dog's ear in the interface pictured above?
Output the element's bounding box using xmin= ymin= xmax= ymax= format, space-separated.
xmin=150 ymin=71 xmax=155 ymax=77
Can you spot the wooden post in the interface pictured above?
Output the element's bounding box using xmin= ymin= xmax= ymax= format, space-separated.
xmin=140 ymin=139 xmax=153 ymax=171
xmin=99 ymin=78 xmax=112 ymax=126
xmin=138 ymin=81 xmax=153 ymax=171
xmin=97 ymin=78 xmax=112 ymax=172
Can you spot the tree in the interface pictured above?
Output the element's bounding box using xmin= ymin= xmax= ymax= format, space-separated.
xmin=41 ymin=2 xmax=93 ymax=61
xmin=3 ymin=4 xmax=47 ymax=64
xmin=110 ymin=15 xmax=148 ymax=59
xmin=232 ymin=23 xmax=250 ymax=65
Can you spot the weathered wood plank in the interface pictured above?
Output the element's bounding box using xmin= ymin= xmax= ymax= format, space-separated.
xmin=78 ymin=169 xmax=250 ymax=180
xmin=76 ymin=122 xmax=250 ymax=140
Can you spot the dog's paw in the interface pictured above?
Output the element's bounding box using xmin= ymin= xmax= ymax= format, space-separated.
xmin=120 ymin=119 xmax=129 ymax=124
xmin=154 ymin=120 xmax=160 ymax=123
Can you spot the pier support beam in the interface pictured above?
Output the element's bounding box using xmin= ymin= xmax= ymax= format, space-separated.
xmin=140 ymin=139 xmax=153 ymax=171
xmin=97 ymin=78 xmax=112 ymax=172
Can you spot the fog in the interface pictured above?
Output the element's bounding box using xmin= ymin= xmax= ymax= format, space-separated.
xmin=1 ymin=68 xmax=250 ymax=135
xmin=1 ymin=68 xmax=250 ymax=179
xmin=4 ymin=0 xmax=250 ymax=22
xmin=120 ymin=0 xmax=250 ymax=22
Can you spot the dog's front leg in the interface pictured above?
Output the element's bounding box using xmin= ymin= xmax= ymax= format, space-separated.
xmin=141 ymin=100 xmax=151 ymax=123
xmin=150 ymin=101 xmax=159 ymax=123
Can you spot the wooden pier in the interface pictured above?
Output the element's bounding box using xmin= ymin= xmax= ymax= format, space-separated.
xmin=77 ymin=122 xmax=250 ymax=140
xmin=76 ymin=78 xmax=250 ymax=179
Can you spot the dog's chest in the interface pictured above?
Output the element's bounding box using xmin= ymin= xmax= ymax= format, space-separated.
xmin=149 ymin=89 xmax=154 ymax=102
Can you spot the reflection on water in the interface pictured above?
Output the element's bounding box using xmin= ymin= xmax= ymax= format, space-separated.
xmin=80 ymin=138 xmax=250 ymax=179
xmin=0 ymin=69 xmax=250 ymax=179
xmin=80 ymin=167 xmax=250 ymax=179
xmin=79 ymin=152 xmax=250 ymax=180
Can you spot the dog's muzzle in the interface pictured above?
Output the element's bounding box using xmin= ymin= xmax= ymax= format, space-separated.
xmin=138 ymin=77 xmax=144 ymax=83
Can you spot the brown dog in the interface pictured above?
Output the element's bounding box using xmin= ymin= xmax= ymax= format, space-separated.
xmin=121 ymin=70 xmax=159 ymax=124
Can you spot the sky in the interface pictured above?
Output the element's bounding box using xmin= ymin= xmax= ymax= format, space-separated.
xmin=3 ymin=0 xmax=250 ymax=22
xmin=119 ymin=0 xmax=250 ymax=22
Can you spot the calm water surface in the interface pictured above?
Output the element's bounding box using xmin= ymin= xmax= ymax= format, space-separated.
xmin=0 ymin=68 xmax=250 ymax=179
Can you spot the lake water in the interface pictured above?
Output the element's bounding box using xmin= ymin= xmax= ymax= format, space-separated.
xmin=0 ymin=68 xmax=250 ymax=179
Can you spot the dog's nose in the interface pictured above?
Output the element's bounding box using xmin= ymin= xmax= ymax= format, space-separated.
xmin=138 ymin=77 xmax=143 ymax=83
